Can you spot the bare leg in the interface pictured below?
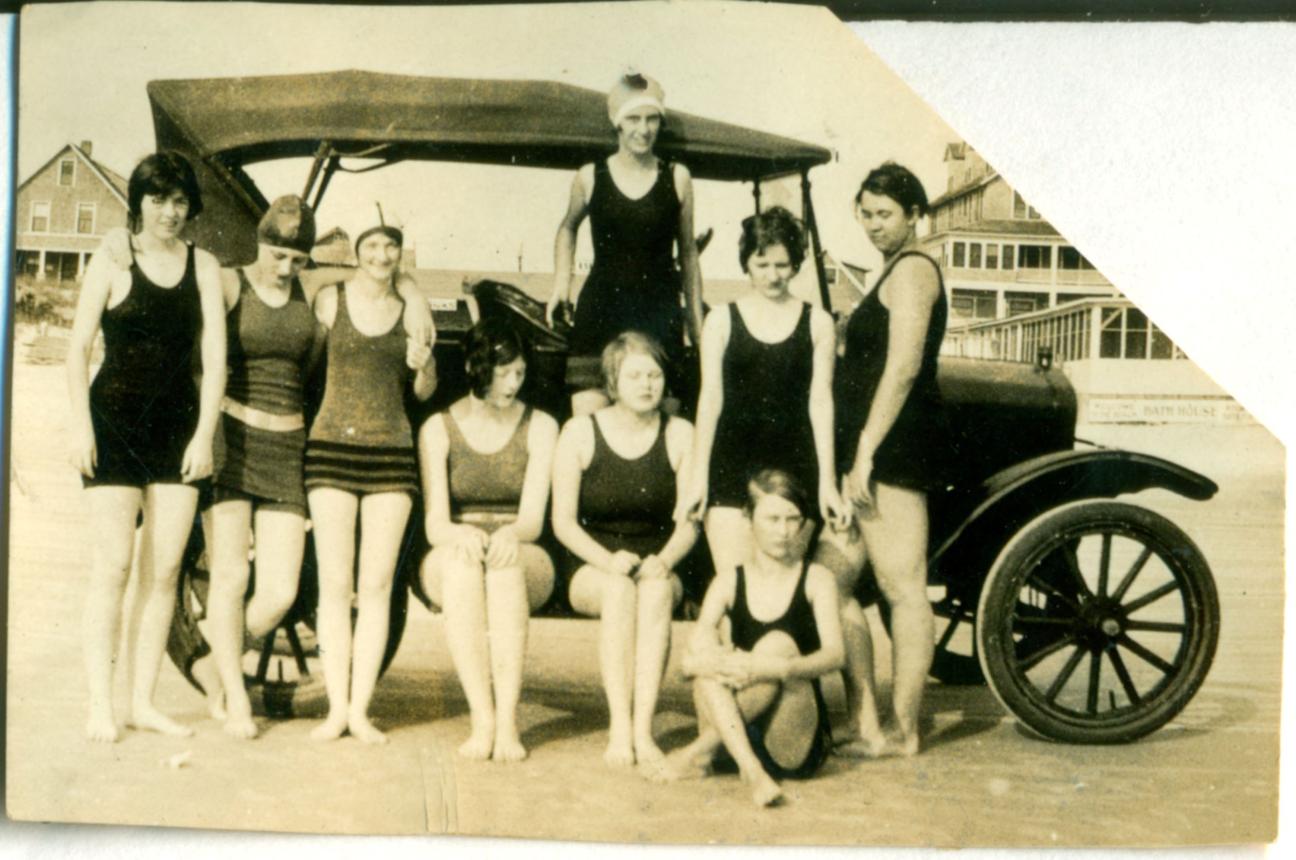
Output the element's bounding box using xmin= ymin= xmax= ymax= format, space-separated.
xmin=127 ymin=483 xmax=199 ymax=737
xmin=862 ymin=484 xmax=934 ymax=757
xmin=486 ymin=564 xmax=529 ymax=762
xmin=307 ymin=488 xmax=358 ymax=741
xmin=631 ymin=575 xmax=675 ymax=765
xmin=703 ymin=506 xmax=752 ymax=578
xmin=570 ymin=566 xmax=636 ymax=766
xmin=816 ymin=525 xmax=887 ymax=755
xmin=82 ymin=487 xmax=141 ymax=742
xmin=244 ymin=508 xmax=305 ymax=638
xmin=206 ymin=499 xmax=257 ymax=738
xmin=694 ymin=677 xmax=783 ymax=807
xmin=430 ymin=546 xmax=495 ymax=759
xmin=644 ymin=682 xmax=722 ymax=783
xmin=189 ymin=508 xmax=226 ymax=720
xmin=347 ymin=492 xmax=411 ymax=744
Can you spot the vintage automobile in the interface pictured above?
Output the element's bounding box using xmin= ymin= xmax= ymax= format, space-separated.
xmin=156 ymin=71 xmax=1219 ymax=745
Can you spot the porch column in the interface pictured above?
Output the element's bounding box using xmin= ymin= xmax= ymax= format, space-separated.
xmin=37 ymin=249 xmax=46 ymax=281
xmin=77 ymin=252 xmax=87 ymax=279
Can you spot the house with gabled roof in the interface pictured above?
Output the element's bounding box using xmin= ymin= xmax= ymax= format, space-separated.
xmin=15 ymin=141 xmax=129 ymax=283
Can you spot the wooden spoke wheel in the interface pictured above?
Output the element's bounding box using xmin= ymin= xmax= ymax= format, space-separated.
xmin=976 ymin=500 xmax=1219 ymax=743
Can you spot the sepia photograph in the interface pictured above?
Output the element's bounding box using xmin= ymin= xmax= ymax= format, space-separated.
xmin=5 ymin=0 xmax=1283 ymax=848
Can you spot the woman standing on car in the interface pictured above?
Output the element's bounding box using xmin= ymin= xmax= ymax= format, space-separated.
xmin=305 ymin=205 xmax=437 ymax=744
xmin=645 ymin=469 xmax=844 ymax=808
xmin=820 ymin=162 xmax=953 ymax=757
xmin=681 ymin=207 xmax=845 ymax=575
xmin=546 ymin=72 xmax=703 ymax=415
xmin=418 ymin=319 xmax=559 ymax=762
xmin=66 ymin=151 xmax=226 ymax=742
xmin=552 ymin=331 xmax=697 ymax=766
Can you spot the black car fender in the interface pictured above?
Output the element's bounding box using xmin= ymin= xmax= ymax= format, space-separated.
xmin=929 ymin=448 xmax=1217 ymax=587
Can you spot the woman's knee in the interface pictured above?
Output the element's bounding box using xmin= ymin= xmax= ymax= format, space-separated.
xmin=208 ymin=559 xmax=252 ymax=598
xmin=752 ymin=630 xmax=800 ymax=660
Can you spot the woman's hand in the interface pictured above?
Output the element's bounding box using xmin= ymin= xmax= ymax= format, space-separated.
xmin=452 ymin=525 xmax=490 ymax=565
xmin=636 ymin=554 xmax=670 ymax=581
xmin=819 ymin=481 xmax=851 ymax=533
xmin=485 ymin=525 xmax=521 ymax=570
xmin=544 ymin=290 xmax=570 ymax=329
xmin=406 ymin=337 xmax=435 ymax=374
xmin=180 ymin=434 xmax=213 ymax=483
xmin=69 ymin=422 xmax=97 ymax=478
xmin=608 ymin=550 xmax=642 ymax=578
xmin=844 ymin=457 xmax=876 ymax=518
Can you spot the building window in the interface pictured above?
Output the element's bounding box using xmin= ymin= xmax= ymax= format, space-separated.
xmin=1005 ymin=292 xmax=1049 ymax=316
xmin=952 ymin=242 xmax=966 ymax=268
xmin=969 ymin=243 xmax=982 ymax=268
xmin=1017 ymin=244 xmax=1052 ymax=269
xmin=1057 ymin=292 xmax=1105 ymax=304
xmin=1012 ymin=191 xmax=1040 ymax=220
xmin=986 ymin=244 xmax=998 ymax=269
xmin=76 ymin=203 xmax=96 ymax=235
xmin=1100 ymin=308 xmax=1123 ymax=358
xmin=1124 ymin=307 xmax=1149 ymax=359
xmin=1002 ymin=244 xmax=1014 ymax=270
xmin=1150 ymin=324 xmax=1174 ymax=359
xmin=950 ymin=288 xmax=997 ymax=320
xmin=1059 ymin=246 xmax=1095 ymax=270
xmin=59 ymin=159 xmax=75 ymax=186
xmin=29 ymin=201 xmax=50 ymax=233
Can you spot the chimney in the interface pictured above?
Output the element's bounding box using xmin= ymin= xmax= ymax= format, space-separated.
xmin=80 ymin=140 xmax=93 ymax=157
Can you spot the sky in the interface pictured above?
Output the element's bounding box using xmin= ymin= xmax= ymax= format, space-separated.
xmin=18 ymin=1 xmax=957 ymax=286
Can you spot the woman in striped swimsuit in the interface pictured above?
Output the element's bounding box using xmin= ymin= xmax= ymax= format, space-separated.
xmin=305 ymin=207 xmax=437 ymax=744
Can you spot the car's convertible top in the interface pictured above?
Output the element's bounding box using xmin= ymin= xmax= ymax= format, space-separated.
xmin=148 ymin=71 xmax=832 ymax=183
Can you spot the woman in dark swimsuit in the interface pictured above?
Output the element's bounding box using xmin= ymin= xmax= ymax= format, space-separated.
xmin=66 ymin=152 xmax=227 ymax=742
xmin=648 ymin=469 xmax=844 ymax=808
xmin=820 ymin=162 xmax=952 ymax=758
xmin=683 ymin=207 xmax=845 ymax=573
xmin=552 ymin=331 xmax=697 ymax=767
xmin=546 ymin=72 xmax=703 ymax=415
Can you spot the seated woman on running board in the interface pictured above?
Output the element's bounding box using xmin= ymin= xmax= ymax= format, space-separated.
xmin=419 ymin=319 xmax=559 ymax=762
xmin=546 ymin=72 xmax=702 ymax=416
xmin=647 ymin=469 xmax=844 ymax=808
xmin=305 ymin=205 xmax=437 ymax=744
xmin=681 ymin=206 xmax=846 ymax=575
xmin=551 ymin=331 xmax=698 ymax=766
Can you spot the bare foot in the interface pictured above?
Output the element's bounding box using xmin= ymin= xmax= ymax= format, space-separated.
xmin=633 ymin=734 xmax=665 ymax=765
xmin=128 ymin=705 xmax=194 ymax=738
xmin=604 ymin=726 xmax=635 ymax=767
xmin=348 ymin=714 xmax=388 ymax=745
xmin=310 ymin=712 xmax=348 ymax=742
xmin=190 ymin=655 xmax=226 ymax=721
xmin=833 ymin=730 xmax=889 ymax=759
xmin=459 ymin=721 xmax=495 ymax=760
xmin=85 ymin=703 xmax=119 ymax=743
xmin=643 ymin=747 xmax=711 ymax=783
xmin=222 ymin=690 xmax=257 ymax=739
xmin=744 ymin=770 xmax=784 ymax=808
xmin=492 ymin=727 xmax=527 ymax=763
xmin=892 ymin=730 xmax=920 ymax=757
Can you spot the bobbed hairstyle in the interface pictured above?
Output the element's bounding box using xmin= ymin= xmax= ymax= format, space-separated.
xmin=600 ymin=330 xmax=668 ymax=403
xmin=464 ymin=318 xmax=530 ymax=400
xmin=738 ymin=206 xmax=807 ymax=274
xmin=743 ymin=468 xmax=811 ymax=519
xmin=855 ymin=161 xmax=929 ymax=219
xmin=127 ymin=151 xmax=203 ymax=232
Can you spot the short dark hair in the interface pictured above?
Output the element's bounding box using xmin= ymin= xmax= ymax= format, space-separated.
xmin=127 ymin=151 xmax=203 ymax=231
xmin=743 ymin=468 xmax=810 ymax=519
xmin=600 ymin=330 xmax=668 ymax=402
xmin=464 ymin=319 xmax=529 ymax=399
xmin=738 ymin=206 xmax=807 ymax=274
xmin=855 ymin=162 xmax=929 ymax=218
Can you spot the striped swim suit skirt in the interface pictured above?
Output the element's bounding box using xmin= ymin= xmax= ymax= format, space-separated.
xmin=303 ymin=439 xmax=419 ymax=497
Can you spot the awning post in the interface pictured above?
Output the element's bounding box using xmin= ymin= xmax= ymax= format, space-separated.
xmin=801 ymin=171 xmax=831 ymax=312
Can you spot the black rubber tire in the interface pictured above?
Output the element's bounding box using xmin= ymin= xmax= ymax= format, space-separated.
xmin=976 ymin=500 xmax=1219 ymax=744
